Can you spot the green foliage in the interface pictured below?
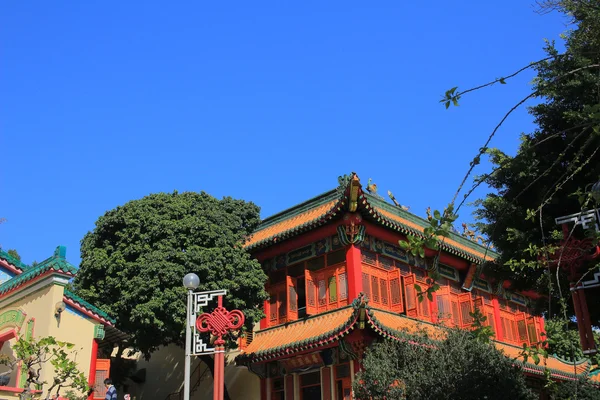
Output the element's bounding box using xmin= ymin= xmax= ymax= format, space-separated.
xmin=354 ymin=328 xmax=535 ymax=400
xmin=549 ymin=378 xmax=600 ymax=400
xmin=74 ymin=191 xmax=269 ymax=359
xmin=465 ymin=0 xmax=600 ymax=325
xmin=398 ymin=205 xmax=456 ymax=301
xmin=63 ymin=390 xmax=87 ymax=400
xmin=469 ymin=306 xmax=494 ymax=343
xmin=542 ymin=318 xmax=600 ymax=365
xmin=0 ymin=335 xmax=89 ymax=400
xmin=7 ymin=249 xmax=21 ymax=261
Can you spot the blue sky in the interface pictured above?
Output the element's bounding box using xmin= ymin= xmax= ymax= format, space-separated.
xmin=0 ymin=2 xmax=567 ymax=266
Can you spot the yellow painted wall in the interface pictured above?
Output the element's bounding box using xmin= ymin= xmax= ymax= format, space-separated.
xmin=0 ymin=281 xmax=98 ymax=399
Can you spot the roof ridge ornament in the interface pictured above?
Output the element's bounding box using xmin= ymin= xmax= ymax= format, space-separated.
xmin=53 ymin=246 xmax=67 ymax=259
xmin=337 ymin=213 xmax=366 ymax=245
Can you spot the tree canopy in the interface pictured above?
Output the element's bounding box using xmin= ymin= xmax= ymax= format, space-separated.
xmin=465 ymin=0 xmax=600 ymax=323
xmin=353 ymin=328 xmax=535 ymax=400
xmin=74 ymin=191 xmax=268 ymax=358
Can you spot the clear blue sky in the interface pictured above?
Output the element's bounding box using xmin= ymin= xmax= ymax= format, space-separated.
xmin=0 ymin=2 xmax=567 ymax=266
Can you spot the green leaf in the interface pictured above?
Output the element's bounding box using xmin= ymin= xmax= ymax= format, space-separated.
xmin=427 ymin=292 xmax=433 ymax=302
xmin=414 ymin=284 xmax=422 ymax=293
xmin=433 ymin=210 xmax=441 ymax=220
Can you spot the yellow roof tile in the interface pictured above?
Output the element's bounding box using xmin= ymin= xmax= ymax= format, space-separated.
xmin=245 ymin=200 xmax=337 ymax=248
xmin=375 ymin=207 xmax=494 ymax=261
xmin=239 ymin=304 xmax=591 ymax=382
xmin=241 ymin=307 xmax=355 ymax=356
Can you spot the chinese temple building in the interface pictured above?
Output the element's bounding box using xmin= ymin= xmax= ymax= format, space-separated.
xmin=235 ymin=173 xmax=600 ymax=399
xmin=0 ymin=246 xmax=126 ymax=400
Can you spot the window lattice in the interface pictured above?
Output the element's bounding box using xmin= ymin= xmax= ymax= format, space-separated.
xmin=339 ymin=273 xmax=348 ymax=300
xmin=362 ymin=273 xmax=371 ymax=299
xmin=390 ymin=278 xmax=401 ymax=305
xmin=460 ymin=301 xmax=473 ymax=325
xmin=371 ymin=276 xmax=380 ymax=303
xmin=380 ymin=278 xmax=388 ymax=305
xmin=318 ymin=280 xmax=327 ymax=306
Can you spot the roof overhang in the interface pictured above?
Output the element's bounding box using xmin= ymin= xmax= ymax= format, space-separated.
xmin=236 ymin=295 xmax=592 ymax=383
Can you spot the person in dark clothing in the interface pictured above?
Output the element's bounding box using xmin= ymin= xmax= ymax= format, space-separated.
xmin=104 ymin=378 xmax=117 ymax=400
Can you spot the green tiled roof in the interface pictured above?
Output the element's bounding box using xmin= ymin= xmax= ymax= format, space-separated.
xmin=0 ymin=249 xmax=28 ymax=271
xmin=0 ymin=252 xmax=77 ymax=296
xmin=0 ymin=246 xmax=116 ymax=326
xmin=64 ymin=290 xmax=116 ymax=324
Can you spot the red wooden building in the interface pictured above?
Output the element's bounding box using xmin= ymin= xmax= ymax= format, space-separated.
xmin=235 ymin=173 xmax=596 ymax=399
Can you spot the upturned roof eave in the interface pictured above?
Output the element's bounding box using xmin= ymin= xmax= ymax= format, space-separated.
xmin=245 ymin=173 xmax=498 ymax=262
xmin=237 ymin=299 xmax=591 ymax=382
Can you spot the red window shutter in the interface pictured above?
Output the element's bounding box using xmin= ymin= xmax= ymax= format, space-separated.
xmin=380 ymin=278 xmax=389 ymax=306
xmin=388 ymin=269 xmax=403 ymax=313
xmin=278 ymin=288 xmax=287 ymax=322
xmin=371 ymin=276 xmax=380 ymax=304
xmin=403 ymin=275 xmax=417 ymax=317
xmin=362 ymin=272 xmax=371 ymax=300
xmin=269 ymin=291 xmax=278 ymax=322
xmin=514 ymin=311 xmax=528 ymax=344
xmin=318 ymin=276 xmax=327 ymax=308
xmin=437 ymin=294 xmax=450 ymax=321
xmin=451 ymin=297 xmax=460 ymax=327
xmin=527 ymin=318 xmax=539 ymax=344
xmin=339 ymin=272 xmax=348 ymax=301
xmin=305 ymin=270 xmax=318 ymax=316
xmin=458 ymin=293 xmax=473 ymax=328
xmin=418 ymin=294 xmax=430 ymax=318
xmin=287 ymin=276 xmax=298 ymax=322
xmin=93 ymin=359 xmax=110 ymax=399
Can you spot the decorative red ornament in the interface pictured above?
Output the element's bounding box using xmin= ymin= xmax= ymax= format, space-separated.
xmin=196 ymin=302 xmax=245 ymax=345
xmin=195 ymin=296 xmax=245 ymax=400
xmin=546 ymin=224 xmax=600 ymax=280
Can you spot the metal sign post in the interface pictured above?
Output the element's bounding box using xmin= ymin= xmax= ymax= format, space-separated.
xmin=184 ymin=289 xmax=245 ymax=400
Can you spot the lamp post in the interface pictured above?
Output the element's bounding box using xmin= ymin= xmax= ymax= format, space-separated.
xmin=182 ymin=273 xmax=245 ymax=400
xmin=183 ymin=273 xmax=200 ymax=400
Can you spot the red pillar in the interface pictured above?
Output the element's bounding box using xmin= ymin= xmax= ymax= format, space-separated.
xmin=87 ymin=339 xmax=98 ymax=400
xmin=430 ymin=292 xmax=439 ymax=324
xmin=285 ymin=374 xmax=294 ymax=399
xmin=346 ymin=245 xmax=363 ymax=299
xmin=578 ymin=288 xmax=596 ymax=352
xmin=570 ymin=285 xmax=589 ymax=352
xmin=573 ymin=285 xmax=597 ymax=353
xmin=213 ymin=346 xmax=225 ymax=400
xmin=537 ymin=317 xmax=547 ymax=348
xmin=260 ymin=299 xmax=269 ymax=329
xmin=492 ymin=298 xmax=504 ymax=342
xmin=322 ymin=367 xmax=332 ymax=400
xmin=260 ymin=378 xmax=267 ymax=400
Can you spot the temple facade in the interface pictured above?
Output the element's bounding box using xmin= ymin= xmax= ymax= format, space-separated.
xmin=0 ymin=246 xmax=124 ymax=400
xmin=234 ymin=173 xmax=598 ymax=399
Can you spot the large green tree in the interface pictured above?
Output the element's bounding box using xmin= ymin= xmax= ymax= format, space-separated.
xmin=431 ymin=0 xmax=600 ymax=368
xmin=353 ymin=328 xmax=535 ymax=400
xmin=74 ymin=191 xmax=268 ymax=395
xmin=464 ymin=0 xmax=600 ymax=323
